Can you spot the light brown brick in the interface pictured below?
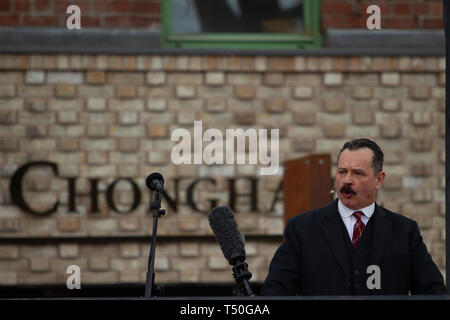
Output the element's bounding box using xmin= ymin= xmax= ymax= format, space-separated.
xmin=411 ymin=164 xmax=431 ymax=177
xmin=381 ymin=99 xmax=400 ymax=112
xmin=0 ymin=245 xmax=19 ymax=259
xmin=353 ymin=110 xmax=374 ymax=125
xmin=0 ymin=139 xmax=18 ymax=151
xmin=56 ymin=84 xmax=76 ymax=98
xmin=86 ymin=71 xmax=106 ymax=84
xmin=86 ymin=151 xmax=108 ymax=164
xmin=147 ymin=125 xmax=168 ymax=138
xmin=47 ymin=72 xmax=83 ymax=84
xmin=412 ymin=112 xmax=432 ymax=126
xmin=208 ymin=257 xmax=227 ymax=270
xmin=205 ymin=72 xmax=225 ymax=85
xmin=109 ymin=99 xmax=144 ymax=111
xmin=82 ymin=271 xmax=118 ymax=284
xmin=412 ymin=190 xmax=433 ymax=203
xmin=58 ymin=218 xmax=80 ymax=232
xmin=120 ymin=244 xmax=140 ymax=258
xmin=168 ymin=73 xmax=202 ymax=84
xmin=264 ymin=99 xmax=286 ymax=113
xmin=0 ymin=110 xmax=16 ymax=124
xmin=58 ymin=138 xmax=79 ymax=151
xmin=323 ymin=125 xmax=346 ymax=138
xmin=293 ymin=112 xmax=315 ymax=125
xmin=206 ymin=98 xmax=226 ymax=113
xmin=381 ymin=72 xmax=400 ymax=86
xmin=323 ymin=98 xmax=344 ymax=113
xmin=117 ymin=138 xmax=139 ymax=152
xmin=146 ymin=72 xmax=166 ymax=85
xmin=293 ymin=86 xmax=313 ymax=99
xmin=86 ymin=165 xmax=117 ymax=177
xmin=180 ymin=243 xmax=200 ymax=257
xmin=410 ymin=87 xmax=431 ymax=100
xmin=57 ymin=111 xmax=77 ymax=124
xmin=155 ymin=257 xmax=170 ymax=271
xmin=175 ymin=85 xmax=196 ymax=98
xmin=0 ymin=272 xmax=17 ymax=285
xmin=263 ymin=72 xmax=284 ymax=86
xmin=89 ymin=256 xmax=110 ymax=271
xmin=118 ymin=112 xmax=138 ymax=125
xmin=292 ymin=138 xmax=315 ymax=152
xmin=119 ymin=270 xmax=141 ymax=283
xmin=147 ymin=98 xmax=167 ymax=112
xmin=383 ymin=175 xmax=402 ymax=190
xmin=118 ymin=217 xmax=140 ymax=232
xmin=59 ymin=244 xmax=79 ymax=259
xmin=439 ymin=72 xmax=445 ymax=85
xmin=25 ymin=71 xmax=45 ymax=84
xmin=235 ymin=111 xmax=256 ymax=125
xmin=411 ymin=138 xmax=432 ymax=151
xmin=117 ymin=85 xmax=137 ymax=98
xmin=30 ymin=257 xmax=50 ymax=272
xmin=380 ymin=124 xmax=401 ymax=138
xmin=234 ymin=85 xmax=255 ymax=99
xmin=108 ymin=72 xmax=144 ymax=85
xmin=85 ymin=97 xmax=105 ymax=111
xmin=0 ymin=84 xmax=15 ymax=97
xmin=323 ymin=72 xmax=343 ymax=86
xmin=179 ymin=217 xmax=200 ymax=231
xmin=352 ymin=86 xmax=372 ymax=99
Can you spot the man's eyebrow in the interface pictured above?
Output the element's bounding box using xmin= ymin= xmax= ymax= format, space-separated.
xmin=337 ymin=167 xmax=367 ymax=172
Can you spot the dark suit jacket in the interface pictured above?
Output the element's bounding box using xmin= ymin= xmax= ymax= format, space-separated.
xmin=261 ymin=199 xmax=447 ymax=295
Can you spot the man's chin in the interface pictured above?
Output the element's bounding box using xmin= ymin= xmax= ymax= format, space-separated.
xmin=339 ymin=195 xmax=358 ymax=210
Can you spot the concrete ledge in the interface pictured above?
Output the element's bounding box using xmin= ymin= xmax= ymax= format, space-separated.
xmin=0 ymin=27 xmax=444 ymax=56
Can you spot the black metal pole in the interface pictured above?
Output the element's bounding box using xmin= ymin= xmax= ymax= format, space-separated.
xmin=444 ymin=0 xmax=450 ymax=290
xmin=145 ymin=215 xmax=159 ymax=298
xmin=144 ymin=191 xmax=165 ymax=299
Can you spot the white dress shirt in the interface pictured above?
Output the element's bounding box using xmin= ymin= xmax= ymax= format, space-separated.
xmin=337 ymin=200 xmax=375 ymax=241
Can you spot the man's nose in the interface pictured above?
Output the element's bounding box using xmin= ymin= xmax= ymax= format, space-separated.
xmin=342 ymin=174 xmax=354 ymax=184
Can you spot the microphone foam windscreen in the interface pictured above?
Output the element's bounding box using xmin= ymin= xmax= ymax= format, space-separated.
xmin=208 ymin=205 xmax=245 ymax=264
xmin=146 ymin=172 xmax=164 ymax=190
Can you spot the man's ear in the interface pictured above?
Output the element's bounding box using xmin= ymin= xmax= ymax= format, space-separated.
xmin=375 ymin=171 xmax=385 ymax=189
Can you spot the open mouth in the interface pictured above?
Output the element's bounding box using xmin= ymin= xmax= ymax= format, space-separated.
xmin=340 ymin=185 xmax=356 ymax=198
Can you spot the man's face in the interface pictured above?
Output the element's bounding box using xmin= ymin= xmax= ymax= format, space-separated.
xmin=335 ymin=148 xmax=385 ymax=210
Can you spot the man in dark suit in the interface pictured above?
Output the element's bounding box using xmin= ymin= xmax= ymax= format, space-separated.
xmin=262 ymin=138 xmax=447 ymax=295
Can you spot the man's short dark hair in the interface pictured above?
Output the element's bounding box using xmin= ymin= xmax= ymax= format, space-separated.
xmin=337 ymin=138 xmax=384 ymax=174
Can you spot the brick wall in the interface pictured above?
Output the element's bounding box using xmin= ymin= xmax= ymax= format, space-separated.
xmin=0 ymin=0 xmax=443 ymax=29
xmin=0 ymin=0 xmax=160 ymax=28
xmin=0 ymin=240 xmax=280 ymax=285
xmin=0 ymin=53 xmax=446 ymax=285
xmin=322 ymin=0 xmax=443 ymax=29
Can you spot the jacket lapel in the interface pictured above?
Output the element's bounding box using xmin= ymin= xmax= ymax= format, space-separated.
xmin=371 ymin=203 xmax=392 ymax=266
xmin=319 ymin=200 xmax=351 ymax=281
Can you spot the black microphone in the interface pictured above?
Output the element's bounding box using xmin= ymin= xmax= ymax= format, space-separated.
xmin=146 ymin=172 xmax=164 ymax=193
xmin=144 ymin=172 xmax=166 ymax=298
xmin=208 ymin=205 xmax=255 ymax=296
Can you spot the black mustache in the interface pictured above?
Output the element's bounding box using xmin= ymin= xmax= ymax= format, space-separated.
xmin=340 ymin=185 xmax=356 ymax=195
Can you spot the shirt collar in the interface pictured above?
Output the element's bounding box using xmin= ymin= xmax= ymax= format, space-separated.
xmin=338 ymin=199 xmax=375 ymax=219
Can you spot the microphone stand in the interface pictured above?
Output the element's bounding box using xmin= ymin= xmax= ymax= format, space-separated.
xmin=231 ymin=256 xmax=255 ymax=296
xmin=144 ymin=190 xmax=165 ymax=299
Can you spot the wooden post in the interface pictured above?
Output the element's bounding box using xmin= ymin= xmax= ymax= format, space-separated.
xmin=283 ymin=154 xmax=333 ymax=226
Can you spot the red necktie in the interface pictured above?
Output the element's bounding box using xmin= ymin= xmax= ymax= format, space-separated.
xmin=352 ymin=211 xmax=365 ymax=249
